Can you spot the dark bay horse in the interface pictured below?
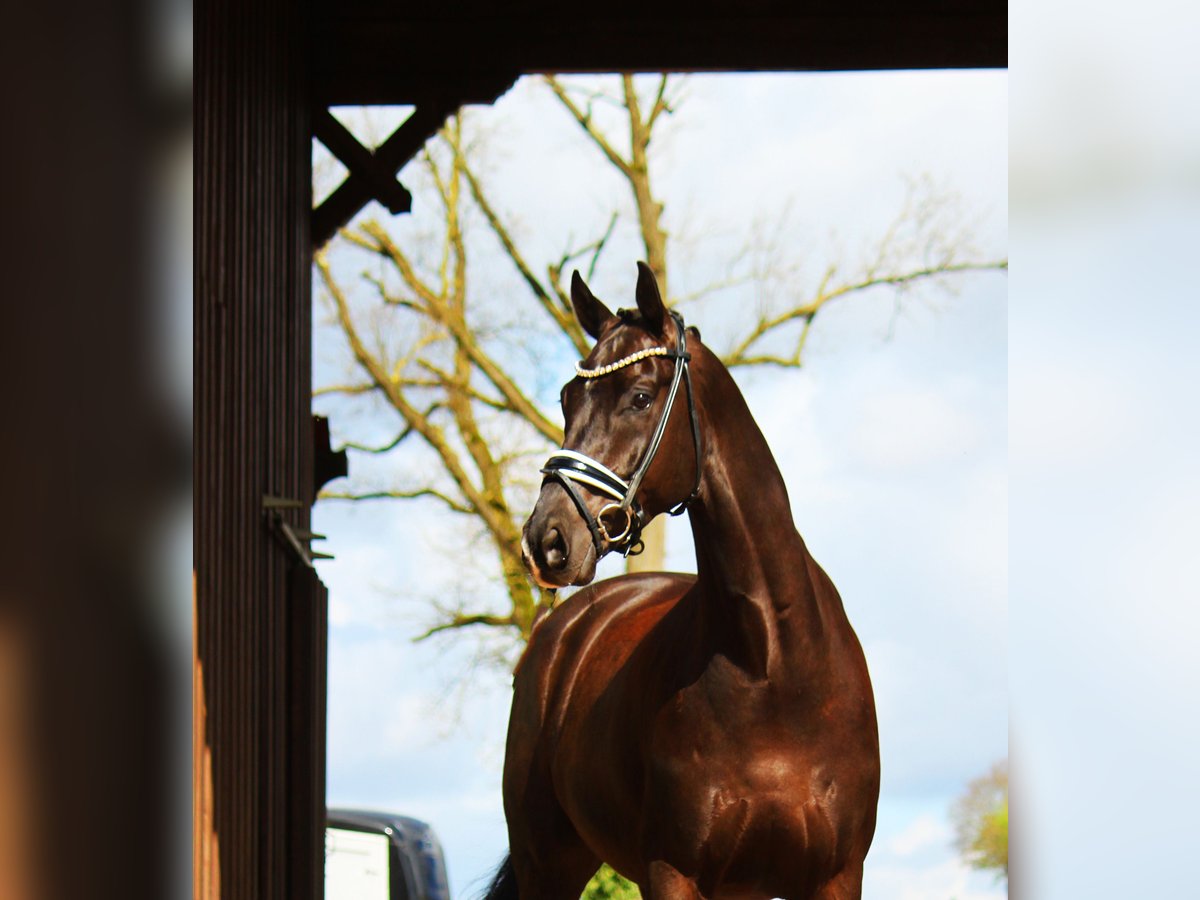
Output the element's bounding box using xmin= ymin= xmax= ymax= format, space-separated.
xmin=494 ymin=263 xmax=879 ymax=900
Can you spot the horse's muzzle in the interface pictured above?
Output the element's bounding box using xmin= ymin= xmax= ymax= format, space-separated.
xmin=522 ymin=495 xmax=599 ymax=588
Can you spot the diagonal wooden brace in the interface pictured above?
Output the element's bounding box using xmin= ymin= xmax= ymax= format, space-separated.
xmin=313 ymin=109 xmax=413 ymax=218
xmin=311 ymin=75 xmax=517 ymax=248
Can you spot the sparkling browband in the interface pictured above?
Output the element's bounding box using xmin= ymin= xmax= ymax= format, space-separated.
xmin=575 ymin=346 xmax=671 ymax=378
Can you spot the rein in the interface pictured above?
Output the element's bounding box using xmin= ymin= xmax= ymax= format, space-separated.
xmin=540 ymin=310 xmax=702 ymax=558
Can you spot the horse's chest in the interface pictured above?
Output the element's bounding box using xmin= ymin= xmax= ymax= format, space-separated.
xmin=640 ymin=674 xmax=847 ymax=883
xmin=646 ymin=658 xmax=825 ymax=798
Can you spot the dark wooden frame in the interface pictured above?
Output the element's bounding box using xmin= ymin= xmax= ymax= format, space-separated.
xmin=195 ymin=3 xmax=1006 ymax=897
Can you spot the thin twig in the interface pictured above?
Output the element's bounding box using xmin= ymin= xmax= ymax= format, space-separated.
xmin=724 ymin=259 xmax=1007 ymax=368
xmin=318 ymin=488 xmax=474 ymax=515
xmin=413 ymin=612 xmax=518 ymax=642
xmin=544 ymin=75 xmax=633 ymax=178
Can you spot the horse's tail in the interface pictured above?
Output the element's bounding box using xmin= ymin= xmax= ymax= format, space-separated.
xmin=482 ymin=854 xmax=518 ymax=900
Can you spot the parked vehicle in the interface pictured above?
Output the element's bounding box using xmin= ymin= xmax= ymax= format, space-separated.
xmin=326 ymin=808 xmax=451 ymax=900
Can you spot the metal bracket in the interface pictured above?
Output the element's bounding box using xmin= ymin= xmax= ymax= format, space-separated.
xmin=263 ymin=495 xmax=304 ymax=510
xmin=263 ymin=495 xmax=333 ymax=568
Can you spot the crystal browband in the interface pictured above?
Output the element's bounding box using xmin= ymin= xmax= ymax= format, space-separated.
xmin=575 ymin=346 xmax=672 ymax=378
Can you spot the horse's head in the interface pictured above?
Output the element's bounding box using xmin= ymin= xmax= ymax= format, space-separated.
xmin=522 ymin=262 xmax=703 ymax=589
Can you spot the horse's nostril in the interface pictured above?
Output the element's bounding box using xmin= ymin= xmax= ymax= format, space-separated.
xmin=542 ymin=526 xmax=569 ymax=570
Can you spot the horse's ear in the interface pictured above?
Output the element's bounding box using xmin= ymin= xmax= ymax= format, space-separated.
xmin=635 ymin=261 xmax=666 ymax=335
xmin=571 ymin=270 xmax=615 ymax=340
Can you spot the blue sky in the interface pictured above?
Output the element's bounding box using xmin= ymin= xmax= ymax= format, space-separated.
xmin=313 ymin=71 xmax=1008 ymax=900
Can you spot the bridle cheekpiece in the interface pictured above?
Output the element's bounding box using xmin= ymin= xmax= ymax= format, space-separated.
xmin=540 ymin=310 xmax=702 ymax=559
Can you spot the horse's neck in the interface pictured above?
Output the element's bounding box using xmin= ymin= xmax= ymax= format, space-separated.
xmin=686 ymin=366 xmax=829 ymax=679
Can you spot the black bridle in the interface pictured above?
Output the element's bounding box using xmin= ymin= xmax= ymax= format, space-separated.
xmin=540 ymin=310 xmax=702 ymax=558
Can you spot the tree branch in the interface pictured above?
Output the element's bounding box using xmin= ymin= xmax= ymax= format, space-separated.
xmin=674 ymin=272 xmax=755 ymax=306
xmin=358 ymin=221 xmax=564 ymax=444
xmin=413 ymin=360 xmax=510 ymax=412
xmin=318 ymin=488 xmax=474 ymax=515
xmin=452 ymin=139 xmax=591 ymax=356
xmin=362 ymin=271 xmax=421 ymax=312
xmin=724 ymin=259 xmax=1008 ymax=368
xmin=340 ymin=429 xmax=415 ymax=455
xmin=413 ymin=612 xmax=518 ymax=642
xmin=359 ymin=220 xmax=444 ymax=310
xmin=316 ymin=251 xmax=510 ymax=539
xmin=550 ymin=211 xmax=620 ymax=285
xmin=314 ymin=383 xmax=375 ymax=397
xmin=546 ymin=211 xmax=621 ymax=320
xmin=334 ymin=403 xmax=442 ymax=454
xmin=322 ymin=218 xmax=546 ymax=639
xmin=646 ymin=74 xmax=671 ymax=132
xmin=544 ymin=75 xmax=633 ymax=178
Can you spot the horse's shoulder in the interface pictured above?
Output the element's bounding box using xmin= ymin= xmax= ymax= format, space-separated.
xmin=570 ymin=572 xmax=694 ymax=628
xmin=517 ymin=572 xmax=694 ymax=678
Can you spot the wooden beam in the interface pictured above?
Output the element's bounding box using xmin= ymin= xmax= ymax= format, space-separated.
xmin=311 ymin=75 xmax=516 ymax=247
xmin=312 ymin=109 xmax=413 ymax=216
xmin=310 ymin=6 xmax=1006 ymax=105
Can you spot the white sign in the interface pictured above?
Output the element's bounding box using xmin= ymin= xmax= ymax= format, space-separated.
xmin=326 ymin=827 xmax=390 ymax=900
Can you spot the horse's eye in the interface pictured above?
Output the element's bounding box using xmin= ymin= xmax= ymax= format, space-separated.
xmin=631 ymin=391 xmax=653 ymax=411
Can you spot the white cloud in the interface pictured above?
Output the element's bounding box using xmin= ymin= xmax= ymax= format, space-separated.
xmin=866 ymin=857 xmax=1005 ymax=900
xmin=323 ymin=541 xmax=399 ymax=627
xmin=902 ymin=458 xmax=1007 ymax=638
xmin=868 ymin=802 xmax=1006 ymax=900
xmin=747 ymin=372 xmax=834 ymax=482
xmin=1010 ymin=355 xmax=1143 ymax=469
xmin=327 ymin=637 xmax=439 ymax=766
xmin=865 ymin=637 xmax=1006 ymax=796
xmin=888 ymin=814 xmax=952 ymax=858
xmin=849 ymin=384 xmax=984 ymax=471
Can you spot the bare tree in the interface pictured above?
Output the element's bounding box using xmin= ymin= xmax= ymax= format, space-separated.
xmin=315 ymin=76 xmax=1007 ymax=646
xmin=316 ymin=118 xmax=564 ymax=640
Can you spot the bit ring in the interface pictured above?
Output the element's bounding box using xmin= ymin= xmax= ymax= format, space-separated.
xmin=597 ymin=502 xmax=635 ymax=546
